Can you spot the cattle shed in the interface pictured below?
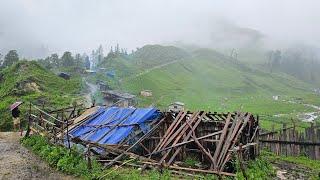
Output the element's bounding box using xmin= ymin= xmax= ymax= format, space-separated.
xmin=27 ymin=104 xmax=259 ymax=177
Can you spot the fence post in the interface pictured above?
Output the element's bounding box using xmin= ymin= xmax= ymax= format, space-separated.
xmin=61 ymin=109 xmax=64 ymax=144
xmin=311 ymin=123 xmax=317 ymax=159
xmin=66 ymin=111 xmax=71 ymax=151
xmin=87 ymin=145 xmax=92 ymax=171
xmin=316 ymin=128 xmax=320 ymax=160
xmin=25 ymin=102 xmax=32 ymax=137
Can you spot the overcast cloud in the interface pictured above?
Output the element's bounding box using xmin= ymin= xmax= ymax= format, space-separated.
xmin=0 ymin=0 xmax=319 ymax=58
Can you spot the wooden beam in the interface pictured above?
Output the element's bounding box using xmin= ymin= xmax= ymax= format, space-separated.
xmin=145 ymin=130 xmax=223 ymax=156
xmin=104 ymin=117 xmax=166 ymax=168
xmin=141 ymin=161 xmax=236 ymax=177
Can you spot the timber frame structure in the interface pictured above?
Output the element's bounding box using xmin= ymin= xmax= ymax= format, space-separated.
xmin=26 ymin=103 xmax=259 ymax=177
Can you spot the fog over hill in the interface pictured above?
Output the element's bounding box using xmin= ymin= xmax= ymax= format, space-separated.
xmin=0 ymin=0 xmax=320 ymax=58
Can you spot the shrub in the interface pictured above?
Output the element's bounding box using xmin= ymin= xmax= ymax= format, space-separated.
xmin=21 ymin=135 xmax=103 ymax=179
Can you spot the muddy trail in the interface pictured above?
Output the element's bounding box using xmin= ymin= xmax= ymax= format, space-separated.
xmin=273 ymin=161 xmax=314 ymax=179
xmin=0 ymin=132 xmax=75 ymax=180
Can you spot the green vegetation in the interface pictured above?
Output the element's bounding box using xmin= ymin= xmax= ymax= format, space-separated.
xmin=183 ymin=156 xmax=200 ymax=168
xmin=236 ymin=153 xmax=276 ymax=179
xmin=1 ymin=50 xmax=19 ymax=69
xmin=132 ymin=44 xmax=189 ymax=68
xmin=0 ymin=61 xmax=83 ymax=131
xmin=22 ymin=135 xmax=278 ymax=180
xmin=95 ymin=45 xmax=320 ymax=130
xmin=19 ymin=135 xmax=195 ymax=179
xmin=21 ymin=135 xmax=103 ymax=179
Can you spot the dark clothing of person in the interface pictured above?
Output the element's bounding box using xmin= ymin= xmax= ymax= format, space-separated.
xmin=12 ymin=108 xmax=20 ymax=118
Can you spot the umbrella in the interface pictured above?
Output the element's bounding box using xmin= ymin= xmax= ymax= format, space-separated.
xmin=10 ymin=101 xmax=23 ymax=111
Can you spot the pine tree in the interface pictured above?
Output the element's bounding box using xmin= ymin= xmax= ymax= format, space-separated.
xmin=97 ymin=45 xmax=104 ymax=63
xmin=61 ymin=51 xmax=74 ymax=67
xmin=116 ymin=44 xmax=120 ymax=54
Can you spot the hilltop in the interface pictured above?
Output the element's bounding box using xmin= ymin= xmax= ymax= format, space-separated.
xmin=98 ymin=44 xmax=189 ymax=76
xmin=0 ymin=61 xmax=82 ymax=130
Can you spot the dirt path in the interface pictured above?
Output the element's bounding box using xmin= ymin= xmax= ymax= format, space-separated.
xmin=83 ymin=78 xmax=98 ymax=107
xmin=0 ymin=132 xmax=76 ymax=180
xmin=135 ymin=60 xmax=180 ymax=78
xmin=272 ymin=161 xmax=313 ymax=179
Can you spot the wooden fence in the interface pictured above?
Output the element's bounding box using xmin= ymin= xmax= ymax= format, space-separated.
xmin=259 ymin=123 xmax=320 ymax=160
xmin=26 ymin=102 xmax=86 ymax=147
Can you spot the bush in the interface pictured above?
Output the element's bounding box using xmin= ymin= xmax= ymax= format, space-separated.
xmin=236 ymin=154 xmax=276 ymax=180
xmin=21 ymin=135 xmax=103 ymax=179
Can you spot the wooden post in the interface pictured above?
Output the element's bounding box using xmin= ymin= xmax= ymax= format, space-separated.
xmin=271 ymin=124 xmax=275 ymax=152
xmin=292 ymin=121 xmax=296 ymax=156
xmin=61 ymin=109 xmax=64 ymax=144
xmin=316 ymin=129 xmax=320 ymax=160
xmin=237 ymin=144 xmax=248 ymax=180
xmin=311 ymin=123 xmax=316 ymax=159
xmin=87 ymin=145 xmax=92 ymax=170
xmin=66 ymin=116 xmax=71 ymax=151
xmin=25 ymin=102 xmax=32 ymax=137
xmin=283 ymin=123 xmax=287 ymax=156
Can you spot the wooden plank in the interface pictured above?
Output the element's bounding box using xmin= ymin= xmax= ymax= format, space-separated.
xmin=32 ymin=104 xmax=64 ymax=123
xmin=219 ymin=113 xmax=251 ymax=171
xmin=259 ymin=140 xmax=320 ymax=146
xmin=160 ymin=111 xmax=196 ymax=149
xmin=145 ymin=130 xmax=223 ymax=156
xmin=159 ymin=111 xmax=201 ymax=164
xmin=168 ymin=113 xmax=205 ymax=164
xmin=154 ymin=111 xmax=186 ymax=151
xmin=30 ymin=114 xmax=55 ymax=126
xmin=213 ymin=113 xmax=231 ymax=167
xmin=215 ymin=112 xmax=245 ymax=170
xmin=186 ymin=120 xmax=215 ymax=169
xmin=141 ymin=161 xmax=236 ymax=177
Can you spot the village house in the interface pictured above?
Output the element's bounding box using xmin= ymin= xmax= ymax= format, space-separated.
xmin=140 ymin=90 xmax=153 ymax=97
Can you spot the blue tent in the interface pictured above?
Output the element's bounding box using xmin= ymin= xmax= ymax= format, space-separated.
xmin=69 ymin=107 xmax=160 ymax=145
xmin=106 ymin=70 xmax=116 ymax=78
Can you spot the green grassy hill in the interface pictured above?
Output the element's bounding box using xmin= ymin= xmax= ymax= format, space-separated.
xmin=132 ymin=45 xmax=189 ymax=68
xmin=0 ymin=61 xmax=83 ymax=130
xmin=95 ymin=45 xmax=320 ymax=130
xmin=98 ymin=44 xmax=189 ymax=76
xmin=123 ymin=48 xmax=314 ymax=110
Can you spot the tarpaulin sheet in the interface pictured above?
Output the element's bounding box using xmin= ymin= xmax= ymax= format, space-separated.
xmin=69 ymin=107 xmax=160 ymax=145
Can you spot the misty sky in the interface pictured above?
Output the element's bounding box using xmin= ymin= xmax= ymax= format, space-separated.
xmin=0 ymin=0 xmax=319 ymax=58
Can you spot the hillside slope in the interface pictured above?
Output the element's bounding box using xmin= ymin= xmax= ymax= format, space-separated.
xmin=98 ymin=44 xmax=189 ymax=77
xmin=0 ymin=61 xmax=82 ymax=130
xmin=122 ymin=48 xmax=314 ymax=111
xmin=93 ymin=45 xmax=320 ymax=130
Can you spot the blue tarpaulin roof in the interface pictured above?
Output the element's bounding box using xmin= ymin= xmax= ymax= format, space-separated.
xmin=69 ymin=107 xmax=160 ymax=145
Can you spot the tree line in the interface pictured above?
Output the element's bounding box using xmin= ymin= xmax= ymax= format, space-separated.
xmin=265 ymin=47 xmax=320 ymax=84
xmin=38 ymin=52 xmax=90 ymax=70
xmin=0 ymin=50 xmax=19 ymax=69
xmin=0 ymin=43 xmax=132 ymax=71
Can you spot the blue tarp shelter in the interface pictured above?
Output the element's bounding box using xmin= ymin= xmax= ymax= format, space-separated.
xmin=106 ymin=70 xmax=115 ymax=78
xmin=69 ymin=107 xmax=160 ymax=145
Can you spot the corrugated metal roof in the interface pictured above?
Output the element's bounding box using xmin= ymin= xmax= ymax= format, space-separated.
xmin=69 ymin=107 xmax=160 ymax=145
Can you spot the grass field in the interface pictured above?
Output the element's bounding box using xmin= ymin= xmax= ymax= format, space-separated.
xmin=95 ymin=45 xmax=320 ymax=130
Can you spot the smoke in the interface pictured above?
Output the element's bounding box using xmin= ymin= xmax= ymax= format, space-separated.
xmin=0 ymin=0 xmax=319 ymax=58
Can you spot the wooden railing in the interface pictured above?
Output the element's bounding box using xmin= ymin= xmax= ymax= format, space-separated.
xmin=259 ymin=123 xmax=320 ymax=160
xmin=25 ymin=102 xmax=85 ymax=148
